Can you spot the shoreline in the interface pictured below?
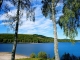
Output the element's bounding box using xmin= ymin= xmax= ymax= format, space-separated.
xmin=0 ymin=52 xmax=29 ymax=60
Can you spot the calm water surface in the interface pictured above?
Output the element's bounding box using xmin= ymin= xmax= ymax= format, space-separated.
xmin=0 ymin=42 xmax=80 ymax=58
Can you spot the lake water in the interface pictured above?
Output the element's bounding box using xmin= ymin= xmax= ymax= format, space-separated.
xmin=0 ymin=42 xmax=80 ymax=58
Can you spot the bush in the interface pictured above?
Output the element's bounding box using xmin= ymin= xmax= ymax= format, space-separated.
xmin=61 ymin=53 xmax=72 ymax=60
xmin=38 ymin=52 xmax=47 ymax=59
xmin=61 ymin=53 xmax=78 ymax=60
xmin=30 ymin=53 xmax=36 ymax=58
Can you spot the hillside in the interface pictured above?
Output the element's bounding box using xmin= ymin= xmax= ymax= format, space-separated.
xmin=0 ymin=34 xmax=79 ymax=43
xmin=0 ymin=34 xmax=53 ymax=43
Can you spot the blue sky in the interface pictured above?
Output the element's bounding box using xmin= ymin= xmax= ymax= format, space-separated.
xmin=0 ymin=0 xmax=80 ymax=40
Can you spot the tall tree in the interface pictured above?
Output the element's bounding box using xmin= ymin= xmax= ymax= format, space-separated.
xmin=11 ymin=0 xmax=20 ymax=60
xmin=41 ymin=0 xmax=60 ymax=60
xmin=0 ymin=0 xmax=35 ymax=60
xmin=58 ymin=0 xmax=80 ymax=41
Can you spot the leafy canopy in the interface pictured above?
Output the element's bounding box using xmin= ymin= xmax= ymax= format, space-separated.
xmin=41 ymin=0 xmax=59 ymax=19
xmin=0 ymin=0 xmax=35 ymax=30
xmin=59 ymin=0 xmax=80 ymax=40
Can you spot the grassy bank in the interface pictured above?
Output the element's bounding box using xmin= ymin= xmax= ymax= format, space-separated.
xmin=16 ymin=58 xmax=40 ymax=60
xmin=16 ymin=58 xmax=54 ymax=60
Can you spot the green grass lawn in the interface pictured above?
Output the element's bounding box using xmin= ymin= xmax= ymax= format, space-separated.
xmin=16 ymin=58 xmax=39 ymax=60
xmin=16 ymin=58 xmax=42 ymax=60
xmin=16 ymin=58 xmax=54 ymax=60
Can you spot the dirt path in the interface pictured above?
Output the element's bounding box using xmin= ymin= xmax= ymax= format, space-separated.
xmin=0 ymin=52 xmax=29 ymax=60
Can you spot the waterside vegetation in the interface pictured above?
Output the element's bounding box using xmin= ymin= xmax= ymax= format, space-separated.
xmin=0 ymin=34 xmax=80 ymax=43
xmin=16 ymin=52 xmax=80 ymax=60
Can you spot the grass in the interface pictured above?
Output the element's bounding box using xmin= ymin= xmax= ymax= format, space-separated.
xmin=16 ymin=58 xmax=54 ymax=60
xmin=16 ymin=58 xmax=42 ymax=60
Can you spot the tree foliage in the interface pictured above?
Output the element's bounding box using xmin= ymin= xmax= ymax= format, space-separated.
xmin=61 ymin=53 xmax=80 ymax=60
xmin=0 ymin=0 xmax=35 ymax=30
xmin=41 ymin=0 xmax=59 ymax=19
xmin=30 ymin=53 xmax=36 ymax=58
xmin=38 ymin=51 xmax=47 ymax=59
xmin=58 ymin=0 xmax=80 ymax=40
xmin=0 ymin=0 xmax=35 ymax=60
xmin=0 ymin=34 xmax=54 ymax=43
xmin=0 ymin=0 xmax=3 ymax=8
xmin=41 ymin=0 xmax=60 ymax=60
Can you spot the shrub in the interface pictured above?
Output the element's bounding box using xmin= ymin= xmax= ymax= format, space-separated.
xmin=38 ymin=52 xmax=47 ymax=59
xmin=61 ymin=53 xmax=78 ymax=60
xmin=61 ymin=53 xmax=72 ymax=60
xmin=30 ymin=53 xmax=36 ymax=58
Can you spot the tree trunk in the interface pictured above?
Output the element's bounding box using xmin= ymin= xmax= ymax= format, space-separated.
xmin=11 ymin=0 xmax=20 ymax=60
xmin=52 ymin=0 xmax=60 ymax=60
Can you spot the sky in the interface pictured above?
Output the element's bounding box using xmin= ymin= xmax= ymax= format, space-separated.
xmin=0 ymin=0 xmax=80 ymax=40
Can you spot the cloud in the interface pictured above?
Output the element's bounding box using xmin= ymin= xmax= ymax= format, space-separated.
xmin=18 ymin=3 xmax=53 ymax=35
xmin=0 ymin=0 xmax=65 ymax=38
xmin=4 ymin=1 xmax=14 ymax=7
xmin=56 ymin=2 xmax=63 ymax=7
xmin=0 ymin=0 xmax=80 ymax=40
xmin=31 ymin=0 xmax=42 ymax=6
xmin=0 ymin=3 xmax=53 ymax=36
xmin=19 ymin=17 xmax=53 ymax=35
xmin=0 ymin=9 xmax=17 ymax=20
xmin=55 ymin=2 xmax=64 ymax=20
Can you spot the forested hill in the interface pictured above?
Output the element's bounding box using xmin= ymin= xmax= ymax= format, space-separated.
xmin=0 ymin=34 xmax=79 ymax=43
xmin=0 ymin=34 xmax=53 ymax=43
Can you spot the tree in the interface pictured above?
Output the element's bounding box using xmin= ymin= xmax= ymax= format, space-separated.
xmin=41 ymin=0 xmax=60 ymax=60
xmin=0 ymin=0 xmax=35 ymax=60
xmin=58 ymin=0 xmax=80 ymax=41
xmin=0 ymin=0 xmax=3 ymax=7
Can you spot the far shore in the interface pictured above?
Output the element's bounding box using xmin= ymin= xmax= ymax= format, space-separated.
xmin=0 ymin=41 xmax=80 ymax=44
xmin=0 ymin=52 xmax=29 ymax=60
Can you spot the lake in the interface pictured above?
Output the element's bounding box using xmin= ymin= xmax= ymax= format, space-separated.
xmin=0 ymin=42 xmax=80 ymax=58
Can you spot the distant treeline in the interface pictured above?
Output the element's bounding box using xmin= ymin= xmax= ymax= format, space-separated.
xmin=0 ymin=34 xmax=79 ymax=43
